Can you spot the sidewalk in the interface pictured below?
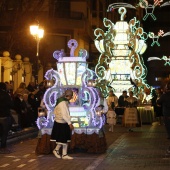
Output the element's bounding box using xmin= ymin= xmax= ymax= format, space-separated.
xmin=1 ymin=122 xmax=170 ymax=170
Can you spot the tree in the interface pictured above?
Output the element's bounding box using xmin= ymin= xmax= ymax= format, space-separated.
xmin=0 ymin=0 xmax=46 ymax=63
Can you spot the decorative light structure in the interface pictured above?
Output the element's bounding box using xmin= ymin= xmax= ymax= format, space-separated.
xmin=37 ymin=39 xmax=106 ymax=134
xmin=30 ymin=21 xmax=44 ymax=84
xmin=94 ymin=4 xmax=151 ymax=98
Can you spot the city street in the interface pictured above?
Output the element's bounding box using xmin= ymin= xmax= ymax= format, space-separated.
xmin=0 ymin=123 xmax=170 ymax=170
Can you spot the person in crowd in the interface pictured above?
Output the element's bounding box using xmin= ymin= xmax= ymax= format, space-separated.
xmin=94 ymin=89 xmax=108 ymax=125
xmin=28 ymin=93 xmax=39 ymax=122
xmin=13 ymin=93 xmax=29 ymax=129
xmin=40 ymin=94 xmax=46 ymax=109
xmin=0 ymin=82 xmax=13 ymax=154
xmin=5 ymin=82 xmax=16 ymax=127
xmin=151 ymin=89 xmax=157 ymax=118
xmin=124 ymin=91 xmax=138 ymax=132
xmin=107 ymin=90 xmax=118 ymax=110
xmin=23 ymin=94 xmax=36 ymax=127
xmin=27 ymin=82 xmax=46 ymax=122
xmin=126 ymin=91 xmax=138 ymax=107
xmin=5 ymin=81 xmax=14 ymax=100
xmin=97 ymin=89 xmax=108 ymax=114
xmin=118 ymin=90 xmax=129 ymax=107
xmin=27 ymin=82 xmax=36 ymax=92
xmin=35 ymin=83 xmax=46 ymax=107
xmin=106 ymin=107 xmax=117 ymax=132
xmin=50 ymin=89 xmax=74 ymax=159
xmin=14 ymin=82 xmax=30 ymax=98
xmin=155 ymin=88 xmax=163 ymax=125
xmin=157 ymin=81 xmax=170 ymax=154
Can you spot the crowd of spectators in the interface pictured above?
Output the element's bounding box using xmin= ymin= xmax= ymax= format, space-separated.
xmin=5 ymin=81 xmax=46 ymax=131
xmin=0 ymin=81 xmax=47 ymax=153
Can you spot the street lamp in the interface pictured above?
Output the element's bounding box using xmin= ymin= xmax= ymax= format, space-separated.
xmin=30 ymin=22 xmax=44 ymax=84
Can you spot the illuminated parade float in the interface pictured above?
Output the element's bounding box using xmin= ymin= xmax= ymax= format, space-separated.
xmin=93 ymin=3 xmax=157 ymax=128
xmin=36 ymin=39 xmax=106 ymax=154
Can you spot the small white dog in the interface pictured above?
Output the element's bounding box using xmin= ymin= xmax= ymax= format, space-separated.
xmin=107 ymin=110 xmax=117 ymax=132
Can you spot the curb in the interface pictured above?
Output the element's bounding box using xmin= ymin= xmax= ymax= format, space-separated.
xmin=7 ymin=127 xmax=38 ymax=145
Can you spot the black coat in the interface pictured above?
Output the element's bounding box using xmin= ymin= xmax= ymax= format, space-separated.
xmin=0 ymin=89 xmax=13 ymax=117
xmin=118 ymin=95 xmax=129 ymax=107
xmin=157 ymin=91 xmax=170 ymax=117
xmin=14 ymin=97 xmax=27 ymax=115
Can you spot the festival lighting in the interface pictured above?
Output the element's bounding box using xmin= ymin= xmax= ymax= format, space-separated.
xmin=36 ymin=39 xmax=106 ymax=131
xmin=148 ymin=30 xmax=164 ymax=46
xmin=94 ymin=5 xmax=151 ymax=98
xmin=148 ymin=56 xmax=170 ymax=66
xmin=160 ymin=1 xmax=170 ymax=7
xmin=136 ymin=0 xmax=164 ymax=21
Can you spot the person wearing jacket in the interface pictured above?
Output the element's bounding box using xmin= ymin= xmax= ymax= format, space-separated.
xmin=107 ymin=90 xmax=118 ymax=109
xmin=0 ymin=82 xmax=13 ymax=154
xmin=157 ymin=82 xmax=170 ymax=138
xmin=157 ymin=81 xmax=170 ymax=154
xmin=51 ymin=89 xmax=74 ymax=159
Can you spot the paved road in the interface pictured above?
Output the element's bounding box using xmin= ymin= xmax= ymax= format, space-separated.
xmin=0 ymin=123 xmax=170 ymax=170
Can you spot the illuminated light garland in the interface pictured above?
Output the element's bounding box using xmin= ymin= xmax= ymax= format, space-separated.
xmin=136 ymin=0 xmax=164 ymax=21
xmin=107 ymin=3 xmax=136 ymax=12
xmin=148 ymin=30 xmax=164 ymax=46
xmin=148 ymin=56 xmax=170 ymax=66
xmin=160 ymin=1 xmax=170 ymax=7
xmin=162 ymin=31 xmax=170 ymax=37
